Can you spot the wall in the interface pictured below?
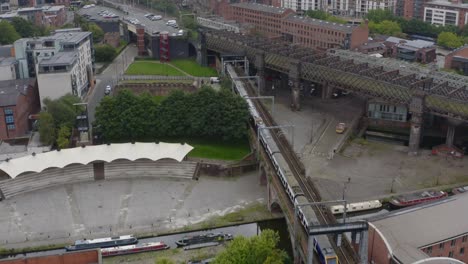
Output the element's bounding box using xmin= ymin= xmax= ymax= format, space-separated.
xmin=37 ymin=71 xmax=73 ymax=106
xmin=368 ymin=224 xmax=392 ymax=264
xmin=420 ymin=235 xmax=468 ymax=263
xmin=0 ymin=249 xmax=101 ymax=264
xmin=0 ymin=65 xmax=16 ymax=81
xmin=445 ymin=46 xmax=468 ymax=72
xmin=350 ymin=22 xmax=369 ymax=50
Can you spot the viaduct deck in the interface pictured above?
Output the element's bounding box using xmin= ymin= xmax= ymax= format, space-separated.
xmin=202 ymin=30 xmax=468 ymax=122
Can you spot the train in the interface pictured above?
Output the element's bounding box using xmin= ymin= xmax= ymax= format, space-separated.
xmin=226 ymin=64 xmax=339 ymax=264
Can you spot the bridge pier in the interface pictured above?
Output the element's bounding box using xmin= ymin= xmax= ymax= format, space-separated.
xmin=408 ymin=91 xmax=426 ymax=156
xmin=359 ymin=231 xmax=369 ymax=264
xmin=197 ymin=30 xmax=207 ymax=67
xmin=255 ymin=52 xmax=266 ymax=94
xmin=321 ymin=82 xmax=333 ymax=99
xmin=289 ymin=61 xmax=302 ymax=111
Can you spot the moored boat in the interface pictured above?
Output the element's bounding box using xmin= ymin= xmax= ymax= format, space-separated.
xmin=176 ymin=233 xmax=233 ymax=247
xmin=101 ymin=242 xmax=169 ymax=257
xmin=389 ymin=190 xmax=447 ymax=208
xmin=452 ymin=186 xmax=468 ymax=195
xmin=65 ymin=235 xmax=138 ymax=251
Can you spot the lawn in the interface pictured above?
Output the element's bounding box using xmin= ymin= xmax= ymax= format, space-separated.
xmin=170 ymin=59 xmax=218 ymax=77
xmin=162 ymin=137 xmax=251 ymax=161
xmin=125 ymin=61 xmax=186 ymax=76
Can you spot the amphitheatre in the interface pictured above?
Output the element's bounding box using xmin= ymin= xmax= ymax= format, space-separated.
xmin=0 ymin=142 xmax=265 ymax=249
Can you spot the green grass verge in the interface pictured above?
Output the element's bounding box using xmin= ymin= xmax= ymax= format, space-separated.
xmin=161 ymin=137 xmax=250 ymax=161
xmin=125 ymin=61 xmax=186 ymax=76
xmin=170 ymin=59 xmax=218 ymax=77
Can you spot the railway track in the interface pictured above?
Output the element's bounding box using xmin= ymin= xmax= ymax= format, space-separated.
xmin=233 ymin=68 xmax=359 ymax=264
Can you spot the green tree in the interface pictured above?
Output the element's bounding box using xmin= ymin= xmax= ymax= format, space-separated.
xmin=43 ymin=94 xmax=82 ymax=129
xmin=38 ymin=112 xmax=56 ymax=145
xmin=88 ymin=23 xmax=104 ymax=43
xmin=11 ymin=17 xmax=35 ymax=38
xmin=365 ymin=9 xmax=395 ymax=23
xmin=370 ymin=20 xmax=402 ymax=35
xmin=95 ymin=44 xmax=116 ymax=62
xmin=0 ymin=20 xmax=20 ymax=45
xmin=213 ymin=230 xmax=289 ymax=264
xmin=305 ymin=10 xmax=328 ymax=20
xmin=437 ymin=32 xmax=464 ymax=49
xmin=56 ymin=125 xmax=71 ymax=149
xmin=155 ymin=258 xmax=175 ymax=264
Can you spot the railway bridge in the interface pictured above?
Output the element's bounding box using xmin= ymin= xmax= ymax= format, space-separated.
xmin=200 ymin=29 xmax=468 ymax=155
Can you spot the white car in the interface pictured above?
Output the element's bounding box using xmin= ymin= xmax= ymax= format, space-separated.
xmin=151 ymin=15 xmax=162 ymax=21
xmin=105 ymin=85 xmax=112 ymax=95
xmin=210 ymin=77 xmax=220 ymax=84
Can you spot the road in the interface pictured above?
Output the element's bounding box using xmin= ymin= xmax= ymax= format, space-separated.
xmin=87 ymin=45 xmax=138 ymax=125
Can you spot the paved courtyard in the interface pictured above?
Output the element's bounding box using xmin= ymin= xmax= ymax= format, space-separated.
xmin=0 ymin=172 xmax=266 ymax=249
xmin=271 ymin=89 xmax=468 ymax=202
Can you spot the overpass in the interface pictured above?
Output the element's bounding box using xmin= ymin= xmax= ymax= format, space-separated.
xmin=201 ymin=29 xmax=468 ymax=155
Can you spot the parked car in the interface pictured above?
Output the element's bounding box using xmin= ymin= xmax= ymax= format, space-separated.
xmin=335 ymin=123 xmax=346 ymax=134
xmin=210 ymin=77 xmax=220 ymax=84
xmin=105 ymin=85 xmax=112 ymax=95
xmin=151 ymin=15 xmax=162 ymax=20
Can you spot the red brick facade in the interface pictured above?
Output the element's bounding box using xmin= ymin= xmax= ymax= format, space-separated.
xmin=43 ymin=6 xmax=67 ymax=27
xmin=420 ymin=235 xmax=468 ymax=262
xmin=0 ymin=249 xmax=101 ymax=264
xmin=445 ymin=46 xmax=468 ymax=75
xmin=223 ymin=3 xmax=369 ymax=50
xmin=368 ymin=224 xmax=392 ymax=264
xmin=0 ymin=80 xmax=40 ymax=140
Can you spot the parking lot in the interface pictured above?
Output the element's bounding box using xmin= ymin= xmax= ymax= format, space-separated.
xmin=77 ymin=4 xmax=181 ymax=36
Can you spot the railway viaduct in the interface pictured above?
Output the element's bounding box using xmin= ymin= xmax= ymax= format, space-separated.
xmin=200 ymin=29 xmax=468 ymax=156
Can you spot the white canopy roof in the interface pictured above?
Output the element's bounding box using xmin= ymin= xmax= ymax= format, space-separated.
xmin=0 ymin=142 xmax=193 ymax=179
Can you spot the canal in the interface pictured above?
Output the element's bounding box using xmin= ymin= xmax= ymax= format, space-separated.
xmin=1 ymin=218 xmax=292 ymax=260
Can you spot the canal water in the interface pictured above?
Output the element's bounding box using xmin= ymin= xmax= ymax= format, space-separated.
xmin=2 ymin=218 xmax=292 ymax=260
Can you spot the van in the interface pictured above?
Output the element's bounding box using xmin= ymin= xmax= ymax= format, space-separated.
xmin=166 ymin=20 xmax=176 ymax=25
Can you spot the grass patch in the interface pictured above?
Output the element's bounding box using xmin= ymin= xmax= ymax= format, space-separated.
xmin=125 ymin=61 xmax=186 ymax=76
xmin=170 ymin=59 xmax=218 ymax=77
xmin=186 ymin=138 xmax=250 ymax=160
xmin=120 ymin=80 xmax=194 ymax=84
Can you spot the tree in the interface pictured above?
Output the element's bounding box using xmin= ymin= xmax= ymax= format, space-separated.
xmin=438 ymin=32 xmax=464 ymax=49
xmin=88 ymin=23 xmax=104 ymax=43
xmin=0 ymin=21 xmax=20 ymax=45
xmin=213 ymin=230 xmax=289 ymax=264
xmin=155 ymin=258 xmax=175 ymax=264
xmin=369 ymin=20 xmax=402 ymax=36
xmin=95 ymin=44 xmax=116 ymax=62
xmin=305 ymin=10 xmax=328 ymax=20
xmin=38 ymin=112 xmax=56 ymax=145
xmin=56 ymin=125 xmax=71 ymax=149
xmin=43 ymin=94 xmax=82 ymax=129
xmin=365 ymin=9 xmax=395 ymax=23
xmin=11 ymin=17 xmax=35 ymax=38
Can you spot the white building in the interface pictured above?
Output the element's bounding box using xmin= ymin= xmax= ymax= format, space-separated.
xmin=424 ymin=1 xmax=468 ymax=27
xmin=282 ymin=0 xmax=325 ymax=12
xmin=283 ymin=0 xmax=396 ymax=17
xmin=0 ymin=57 xmax=18 ymax=81
xmin=14 ymin=29 xmax=93 ymax=106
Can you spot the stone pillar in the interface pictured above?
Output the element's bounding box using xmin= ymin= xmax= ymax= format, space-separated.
xmin=289 ymin=61 xmax=301 ymax=111
xmin=93 ymin=162 xmax=105 ymax=180
xmin=408 ymin=91 xmax=426 ymax=155
xmin=359 ymin=231 xmax=369 ymax=264
xmin=321 ymin=82 xmax=333 ymax=99
xmin=197 ymin=30 xmax=207 ymax=67
xmin=255 ymin=52 xmax=266 ymax=95
xmin=446 ymin=124 xmax=456 ymax=147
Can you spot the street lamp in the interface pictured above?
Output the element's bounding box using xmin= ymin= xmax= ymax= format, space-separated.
xmin=342 ymin=177 xmax=351 ymax=201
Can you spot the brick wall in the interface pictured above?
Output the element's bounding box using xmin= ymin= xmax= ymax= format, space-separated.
xmin=445 ymin=46 xmax=468 ymax=69
xmin=368 ymin=224 xmax=392 ymax=264
xmin=0 ymin=250 xmax=100 ymax=264
xmin=420 ymin=235 xmax=468 ymax=262
xmin=350 ymin=22 xmax=369 ymax=50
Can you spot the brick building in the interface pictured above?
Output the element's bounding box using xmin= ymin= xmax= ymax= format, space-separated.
xmin=396 ymin=0 xmax=428 ymax=19
xmin=224 ymin=3 xmax=369 ymax=50
xmin=42 ymin=5 xmax=66 ymax=27
xmin=445 ymin=45 xmax=468 ymax=75
xmin=384 ymin=36 xmax=436 ymax=64
xmin=0 ymin=78 xmax=39 ymax=140
xmin=368 ymin=193 xmax=468 ymax=264
xmin=424 ymin=0 xmax=468 ymax=28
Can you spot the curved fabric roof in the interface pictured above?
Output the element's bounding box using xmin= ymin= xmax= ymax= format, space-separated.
xmin=0 ymin=142 xmax=193 ymax=179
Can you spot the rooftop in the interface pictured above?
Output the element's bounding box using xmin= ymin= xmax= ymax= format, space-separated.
xmin=386 ymin=36 xmax=434 ymax=49
xmin=0 ymin=57 xmax=17 ymax=66
xmin=286 ymin=14 xmax=356 ymax=33
xmin=370 ymin=193 xmax=468 ymax=263
xmin=38 ymin=52 xmax=77 ymax=67
xmin=0 ymin=45 xmax=12 ymax=58
xmin=43 ymin=5 xmax=65 ymax=12
xmin=230 ymin=2 xmax=292 ymax=15
xmin=426 ymin=0 xmax=468 ymax=8
xmin=0 ymin=79 xmax=33 ymax=107
xmin=49 ymin=30 xmax=91 ymax=45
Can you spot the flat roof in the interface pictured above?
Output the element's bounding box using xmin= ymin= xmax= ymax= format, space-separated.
xmin=0 ymin=142 xmax=194 ymax=179
xmin=426 ymin=0 xmax=468 ymax=8
xmin=0 ymin=79 xmax=33 ymax=107
xmin=50 ymin=30 xmax=91 ymax=45
xmin=231 ymin=2 xmax=291 ymax=14
xmin=43 ymin=5 xmax=65 ymax=11
xmin=370 ymin=193 xmax=468 ymax=263
xmin=386 ymin=36 xmax=434 ymax=48
xmin=0 ymin=57 xmax=16 ymax=66
xmin=38 ymin=51 xmax=77 ymax=66
xmin=286 ymin=14 xmax=356 ymax=33
xmin=0 ymin=45 xmax=12 ymax=58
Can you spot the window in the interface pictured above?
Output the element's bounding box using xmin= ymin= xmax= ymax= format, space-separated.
xmin=461 ymin=247 xmax=465 ymax=255
xmin=5 ymin=115 xmax=14 ymax=124
xmin=440 ymin=243 xmax=445 ymax=249
xmin=7 ymin=124 xmax=15 ymax=130
xmin=451 ymin=240 xmax=456 ymax=247
xmin=463 ymin=236 xmax=467 ymax=243
xmin=4 ymin=108 xmax=13 ymax=115
xmin=427 ymin=246 xmax=432 ymax=254
xmin=449 ymin=251 xmax=454 ymax=258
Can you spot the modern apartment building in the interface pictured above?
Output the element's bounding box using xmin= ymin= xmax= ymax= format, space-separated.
xmin=14 ymin=29 xmax=93 ymax=105
xmin=224 ymin=3 xmax=369 ymax=50
xmin=280 ymin=0 xmax=396 ymax=17
xmin=424 ymin=0 xmax=468 ymax=27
